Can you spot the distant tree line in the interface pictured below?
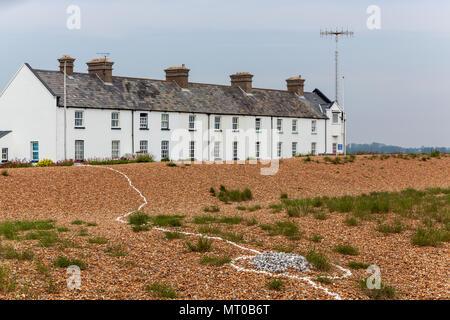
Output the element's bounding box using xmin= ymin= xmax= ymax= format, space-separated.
xmin=347 ymin=142 xmax=449 ymax=155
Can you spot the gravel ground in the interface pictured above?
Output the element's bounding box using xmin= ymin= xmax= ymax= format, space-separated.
xmin=0 ymin=155 xmax=449 ymax=300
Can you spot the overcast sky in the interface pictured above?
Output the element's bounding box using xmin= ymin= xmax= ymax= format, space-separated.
xmin=1 ymin=0 xmax=449 ymax=147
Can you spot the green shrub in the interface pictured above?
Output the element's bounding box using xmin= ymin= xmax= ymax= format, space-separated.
xmin=280 ymin=193 xmax=288 ymax=199
xmin=200 ymin=255 xmax=231 ymax=266
xmin=146 ymin=282 xmax=177 ymax=299
xmin=185 ymin=237 xmax=213 ymax=252
xmin=306 ymin=249 xmax=331 ymax=271
xmin=1 ymin=170 xmax=8 ymax=176
xmin=348 ymin=262 xmax=370 ymax=269
xmin=165 ymin=231 xmax=183 ymax=240
xmin=267 ymin=278 xmax=283 ymax=291
xmin=53 ymin=256 xmax=86 ymax=270
xmin=218 ymin=186 xmax=252 ymax=203
xmin=333 ymin=244 xmax=359 ymax=256
xmin=152 ymin=215 xmax=184 ymax=227
xmin=209 ymin=187 xmax=216 ymax=196
xmin=412 ymin=228 xmax=449 ymax=246
xmin=166 ymin=162 xmax=177 ymax=167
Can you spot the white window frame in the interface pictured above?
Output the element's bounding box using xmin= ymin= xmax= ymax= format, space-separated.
xmin=31 ymin=141 xmax=39 ymax=162
xmin=292 ymin=119 xmax=298 ymax=133
xmin=311 ymin=120 xmax=317 ymax=134
xmin=255 ymin=118 xmax=261 ymax=132
xmin=332 ymin=143 xmax=337 ymax=155
xmin=189 ymin=115 xmax=196 ymax=131
xmin=214 ymin=141 xmax=221 ymax=160
xmin=140 ymin=113 xmax=148 ymax=130
xmin=277 ymin=142 xmax=282 ymax=158
xmin=292 ymin=142 xmax=297 ymax=157
xmin=233 ymin=141 xmax=238 ymax=160
xmin=189 ymin=140 xmax=195 ymax=160
xmin=75 ymin=140 xmax=84 ymax=161
xmin=1 ymin=148 xmax=8 ymax=162
xmin=214 ymin=116 xmax=221 ymax=131
xmin=112 ymin=140 xmax=120 ymax=159
xmin=139 ymin=140 xmax=148 ymax=154
xmin=74 ymin=110 xmax=84 ymax=128
xmin=232 ymin=117 xmax=239 ymax=132
xmin=311 ymin=142 xmax=317 ymax=155
xmin=332 ymin=112 xmax=339 ymax=124
xmin=161 ymin=114 xmax=169 ymax=130
xmin=111 ymin=112 xmax=120 ymax=129
xmin=277 ymin=119 xmax=283 ymax=133
xmin=255 ymin=141 xmax=260 ymax=159
xmin=161 ymin=140 xmax=169 ymax=159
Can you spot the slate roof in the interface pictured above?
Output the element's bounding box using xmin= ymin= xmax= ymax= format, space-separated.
xmin=0 ymin=131 xmax=12 ymax=139
xmin=30 ymin=64 xmax=329 ymax=119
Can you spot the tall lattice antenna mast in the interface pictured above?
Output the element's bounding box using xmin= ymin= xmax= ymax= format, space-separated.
xmin=320 ymin=28 xmax=353 ymax=103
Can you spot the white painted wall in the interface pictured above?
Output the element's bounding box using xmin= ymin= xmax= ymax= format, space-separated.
xmin=325 ymin=102 xmax=344 ymax=154
xmin=0 ymin=64 xmax=57 ymax=162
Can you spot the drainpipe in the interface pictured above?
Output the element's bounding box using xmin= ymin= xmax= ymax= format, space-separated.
xmin=207 ymin=114 xmax=210 ymax=162
xmin=63 ymin=61 xmax=67 ymax=160
xmin=324 ymin=118 xmax=327 ymax=155
xmin=131 ymin=110 xmax=135 ymax=154
xmin=270 ymin=116 xmax=273 ymax=159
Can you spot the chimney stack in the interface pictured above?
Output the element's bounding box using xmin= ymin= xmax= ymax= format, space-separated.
xmin=286 ymin=75 xmax=305 ymax=96
xmin=58 ymin=55 xmax=75 ymax=76
xmin=86 ymin=57 xmax=114 ymax=83
xmin=230 ymin=72 xmax=253 ymax=93
xmin=164 ymin=65 xmax=190 ymax=88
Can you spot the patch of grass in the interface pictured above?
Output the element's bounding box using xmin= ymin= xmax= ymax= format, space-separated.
xmin=348 ymin=262 xmax=370 ymax=269
xmin=246 ymin=218 xmax=258 ymax=226
xmin=165 ymin=231 xmax=183 ymax=240
xmin=313 ymin=211 xmax=328 ymax=220
xmin=1 ymin=170 xmax=9 ymax=176
xmin=193 ymin=215 xmax=218 ymax=224
xmin=221 ymin=231 xmax=244 ymax=243
xmin=185 ymin=237 xmax=213 ymax=252
xmin=267 ymin=278 xmax=283 ymax=291
xmin=344 ymin=216 xmax=359 ymax=226
xmin=25 ymin=230 xmax=60 ymax=247
xmin=46 ymin=279 xmax=59 ymax=294
xmin=306 ymin=249 xmax=331 ymax=271
xmin=280 ymin=193 xmax=288 ymax=199
xmin=198 ymin=225 xmax=221 ymax=235
xmin=53 ymin=256 xmax=86 ymax=270
xmin=269 ymin=204 xmax=283 ymax=213
xmin=273 ymin=245 xmax=294 ymax=253
xmin=146 ymin=282 xmax=177 ymax=299
xmin=219 ymin=216 xmax=243 ymax=224
xmin=261 ymin=221 xmax=301 ymax=240
xmin=376 ymin=220 xmax=404 ymax=234
xmin=87 ymin=222 xmax=98 ymax=227
xmin=0 ymin=220 xmax=55 ymax=240
xmin=35 ymin=261 xmax=50 ymax=275
xmin=209 ymin=187 xmax=216 ymax=197
xmin=316 ymin=276 xmax=333 ymax=284
xmin=71 ymin=220 xmax=84 ymax=225
xmin=218 ymin=186 xmax=252 ymax=203
xmin=78 ymin=228 xmax=89 ymax=237
xmin=310 ymin=234 xmax=323 ymax=243
xmin=333 ymin=244 xmax=359 ymax=256
xmin=247 ymin=205 xmax=262 ymax=212
xmin=203 ymin=205 xmax=220 ymax=213
xmin=104 ymin=244 xmax=127 ymax=257
xmin=88 ymin=237 xmax=108 ymax=244
xmin=166 ymin=162 xmax=177 ymax=167
xmin=200 ymin=255 xmax=231 ymax=266
xmin=56 ymin=227 xmax=69 ymax=232
xmin=411 ymin=227 xmax=449 ymax=246
xmin=236 ymin=206 xmax=246 ymax=211
xmin=132 ymin=225 xmax=150 ymax=232
xmin=0 ymin=245 xmax=34 ymax=260
xmin=128 ymin=212 xmax=150 ymax=227
xmin=359 ymin=279 xmax=396 ymax=300
xmin=151 ymin=215 xmax=184 ymax=227
xmin=0 ymin=265 xmax=16 ymax=293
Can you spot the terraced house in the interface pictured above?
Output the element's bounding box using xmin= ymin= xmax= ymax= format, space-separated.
xmin=0 ymin=55 xmax=345 ymax=163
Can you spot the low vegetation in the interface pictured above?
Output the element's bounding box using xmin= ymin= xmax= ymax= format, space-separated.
xmin=53 ymin=256 xmax=87 ymax=270
xmin=359 ymin=279 xmax=396 ymax=300
xmin=306 ymin=249 xmax=331 ymax=271
xmin=200 ymin=255 xmax=231 ymax=266
xmin=267 ymin=278 xmax=283 ymax=291
xmin=411 ymin=227 xmax=449 ymax=246
xmin=146 ymin=282 xmax=177 ymax=299
xmin=260 ymin=221 xmax=301 ymax=240
xmin=333 ymin=244 xmax=359 ymax=256
xmin=348 ymin=262 xmax=370 ymax=269
xmin=185 ymin=237 xmax=213 ymax=252
xmin=217 ymin=185 xmax=252 ymax=203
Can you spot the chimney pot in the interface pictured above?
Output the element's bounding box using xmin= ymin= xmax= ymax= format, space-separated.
xmin=164 ymin=65 xmax=190 ymax=88
xmin=58 ymin=55 xmax=75 ymax=75
xmin=230 ymin=72 xmax=254 ymax=93
xmin=86 ymin=57 xmax=114 ymax=83
xmin=286 ymin=75 xmax=305 ymax=96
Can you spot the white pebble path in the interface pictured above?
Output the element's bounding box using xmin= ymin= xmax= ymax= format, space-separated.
xmin=83 ymin=164 xmax=352 ymax=300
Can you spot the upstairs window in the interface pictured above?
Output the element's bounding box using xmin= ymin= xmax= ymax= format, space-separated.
xmin=111 ymin=112 xmax=120 ymax=129
xmin=214 ymin=116 xmax=221 ymax=131
xmin=232 ymin=117 xmax=239 ymax=131
xmin=292 ymin=119 xmax=298 ymax=133
xmin=75 ymin=111 xmax=84 ymax=128
xmin=332 ymin=112 xmax=340 ymax=124
xmin=140 ymin=113 xmax=148 ymax=129
xmin=255 ymin=118 xmax=261 ymax=132
xmin=1 ymin=148 xmax=8 ymax=162
xmin=311 ymin=120 xmax=317 ymax=134
xmin=277 ymin=119 xmax=283 ymax=133
xmin=189 ymin=115 xmax=196 ymax=131
xmin=161 ymin=114 xmax=169 ymax=130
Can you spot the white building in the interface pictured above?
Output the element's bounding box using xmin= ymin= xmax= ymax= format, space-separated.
xmin=0 ymin=55 xmax=345 ymax=163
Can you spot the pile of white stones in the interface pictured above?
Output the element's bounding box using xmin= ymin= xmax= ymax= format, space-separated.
xmin=250 ymin=252 xmax=312 ymax=273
